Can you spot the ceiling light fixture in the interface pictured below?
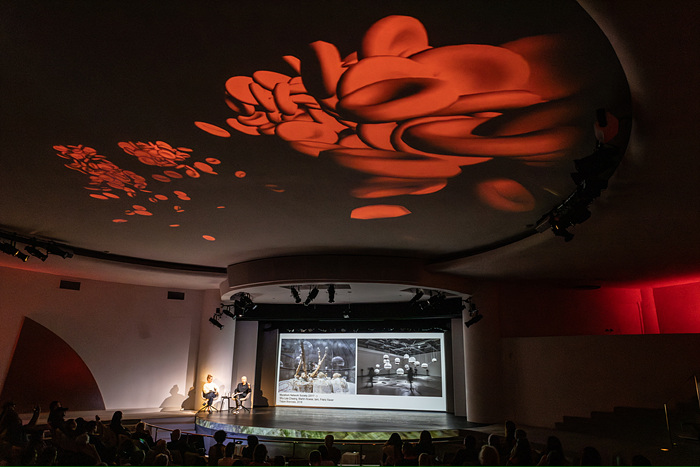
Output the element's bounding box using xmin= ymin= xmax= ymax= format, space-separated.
xmin=464 ymin=298 xmax=483 ymax=328
xmin=220 ymin=305 xmax=235 ymax=319
xmin=25 ymin=245 xmax=49 ymax=261
xmin=290 ymin=286 xmax=302 ymax=304
xmin=209 ymin=308 xmax=225 ymax=329
xmin=304 ymin=287 xmax=319 ymax=306
xmin=408 ymin=289 xmax=424 ymax=307
xmin=0 ymin=242 xmax=28 ymax=262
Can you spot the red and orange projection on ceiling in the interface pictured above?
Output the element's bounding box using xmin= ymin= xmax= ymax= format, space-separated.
xmin=199 ymin=15 xmax=593 ymax=219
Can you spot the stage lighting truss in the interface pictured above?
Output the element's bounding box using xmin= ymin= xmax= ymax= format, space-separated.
xmin=290 ymin=286 xmax=302 ymax=304
xmin=0 ymin=230 xmax=74 ymax=263
xmin=535 ymin=139 xmax=621 ymax=242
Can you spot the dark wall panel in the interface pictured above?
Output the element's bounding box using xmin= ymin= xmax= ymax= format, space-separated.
xmin=0 ymin=317 xmax=105 ymax=412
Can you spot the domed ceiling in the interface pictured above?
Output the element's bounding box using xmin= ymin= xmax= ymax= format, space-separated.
xmin=3 ymin=0 xmax=694 ymax=298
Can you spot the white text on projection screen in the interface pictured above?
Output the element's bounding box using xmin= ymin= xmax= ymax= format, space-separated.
xmin=276 ymin=332 xmax=446 ymax=411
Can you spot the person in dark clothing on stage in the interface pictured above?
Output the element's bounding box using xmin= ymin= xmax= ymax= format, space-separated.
xmin=233 ymin=376 xmax=251 ymax=413
xmin=406 ymin=367 xmax=414 ymax=392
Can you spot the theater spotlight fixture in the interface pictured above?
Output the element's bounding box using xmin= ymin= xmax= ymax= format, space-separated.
xmin=464 ymin=299 xmax=483 ymax=328
xmin=46 ymin=244 xmax=73 ymax=259
xmin=25 ymin=245 xmax=49 ymax=261
xmin=290 ymin=286 xmax=302 ymax=304
xmin=426 ymin=292 xmax=445 ymax=308
xmin=304 ymin=287 xmax=319 ymax=306
xmin=408 ymin=289 xmax=424 ymax=307
xmin=238 ymin=293 xmax=257 ymax=311
xmin=220 ymin=305 xmax=235 ymax=319
xmin=209 ymin=316 xmax=224 ymax=329
xmin=0 ymin=242 xmax=28 ymax=262
xmin=327 ymin=284 xmax=335 ymax=303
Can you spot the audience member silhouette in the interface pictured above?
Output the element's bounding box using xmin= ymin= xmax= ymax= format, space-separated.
xmin=249 ymin=443 xmax=270 ymax=465
xmin=318 ymin=434 xmax=342 ymax=465
xmin=241 ymin=434 xmax=259 ymax=459
xmin=0 ymin=401 xmax=39 ymax=447
xmin=382 ymin=432 xmax=403 ymax=465
xmin=579 ymin=446 xmax=602 ymax=466
xmin=479 ymin=445 xmax=501 ymax=466
xmin=397 ymin=441 xmax=419 ymax=465
xmin=416 ymin=430 xmax=435 ymax=458
xmin=208 ymin=430 xmax=227 ymax=466
xmin=508 ymin=430 xmax=534 ymax=466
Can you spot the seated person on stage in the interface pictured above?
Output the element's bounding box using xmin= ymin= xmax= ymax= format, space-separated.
xmin=202 ymin=374 xmax=219 ymax=411
xmin=233 ymin=375 xmax=251 ymax=412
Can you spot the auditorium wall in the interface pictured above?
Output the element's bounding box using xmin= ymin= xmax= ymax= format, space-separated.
xmin=0 ymin=266 xmax=211 ymax=410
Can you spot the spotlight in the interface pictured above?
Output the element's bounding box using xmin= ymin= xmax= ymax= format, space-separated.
xmin=464 ymin=313 xmax=483 ymax=328
xmin=426 ymin=292 xmax=445 ymax=307
xmin=220 ymin=306 xmax=235 ymax=319
xmin=290 ymin=287 xmax=302 ymax=304
xmin=464 ymin=298 xmax=483 ymax=328
xmin=327 ymin=284 xmax=335 ymax=303
xmin=209 ymin=316 xmax=224 ymax=330
xmin=0 ymin=242 xmax=28 ymax=262
xmin=304 ymin=287 xmax=319 ymax=306
xmin=408 ymin=289 xmax=424 ymax=307
xmin=46 ymin=244 xmax=73 ymax=259
xmin=25 ymin=245 xmax=48 ymax=261
xmin=239 ymin=293 xmax=257 ymax=311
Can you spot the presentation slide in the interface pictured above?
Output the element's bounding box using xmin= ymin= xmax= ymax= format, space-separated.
xmin=276 ymin=332 xmax=446 ymax=411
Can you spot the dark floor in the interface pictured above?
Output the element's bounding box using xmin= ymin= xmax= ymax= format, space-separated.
xmin=358 ymin=375 xmax=442 ymax=397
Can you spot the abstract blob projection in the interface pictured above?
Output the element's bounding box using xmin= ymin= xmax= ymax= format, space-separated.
xmin=55 ymin=142 xmax=222 ymax=232
xmin=203 ymin=15 xmax=590 ymax=218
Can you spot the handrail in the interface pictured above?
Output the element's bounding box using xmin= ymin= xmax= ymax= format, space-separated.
xmin=144 ymin=421 xmax=464 ymax=466
xmin=662 ymin=372 xmax=699 ymax=406
xmin=662 ymin=372 xmax=700 ymax=449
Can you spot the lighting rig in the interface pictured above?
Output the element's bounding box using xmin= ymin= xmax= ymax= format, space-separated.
xmin=0 ymin=230 xmax=73 ymax=263
xmin=208 ymin=293 xmax=257 ymax=329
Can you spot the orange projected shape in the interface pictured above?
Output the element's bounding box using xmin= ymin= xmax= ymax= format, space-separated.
xmin=133 ymin=205 xmax=146 ymax=211
xmin=173 ymin=191 xmax=190 ymax=200
xmin=183 ymin=166 xmax=200 ymax=178
xmin=112 ymin=219 xmax=128 ymax=223
xmin=194 ymin=161 xmax=217 ymax=174
xmin=283 ymin=55 xmax=302 ymax=75
xmin=225 ymin=96 xmax=255 ymax=116
xmin=265 ymin=184 xmax=285 ymax=193
xmin=152 ymin=174 xmax=171 ymax=182
xmin=169 ymin=224 xmax=180 ymax=227
xmin=148 ymin=197 xmax=158 ymax=203
xmin=253 ymin=70 xmax=291 ymax=91
xmin=249 ymin=82 xmax=277 ymax=112
xmin=434 ymin=91 xmax=543 ymax=116
xmin=352 ymin=177 xmax=447 ymax=198
xmin=202 ymin=235 xmax=216 ymax=241
xmin=225 ymin=76 xmax=257 ymax=104
xmin=227 ymin=118 xmax=262 ymax=135
xmin=339 ymin=76 xmax=457 ymax=123
xmin=173 ymin=205 xmax=184 ymax=212
xmin=476 ymin=179 xmax=536 ymax=212
xmin=104 ymin=192 xmax=120 ymax=199
xmin=205 ymin=158 xmax=221 ymax=165
xmin=163 ymin=170 xmax=183 ymax=179
xmin=155 ymin=194 xmax=168 ymax=200
xmin=90 ymin=194 xmax=109 ymax=200
xmin=273 ymin=82 xmax=298 ymax=115
xmin=357 ymin=123 xmax=398 ymax=151
xmin=361 ymin=15 xmax=430 ymax=59
xmin=304 ymin=41 xmax=345 ymax=99
xmin=276 ymin=121 xmax=339 ymax=144
xmin=351 ymin=205 xmax=411 ymax=219
xmin=195 ymin=121 xmax=230 ymax=137
xmin=412 ymin=44 xmax=530 ymax=95
xmin=217 ymin=206 xmax=225 ymax=209
xmin=213 ymin=14 xmax=599 ymax=213
xmin=328 ymin=148 xmax=462 ymax=179
xmin=134 ymin=210 xmax=153 ymax=216
xmin=235 ymin=171 xmax=247 ymax=178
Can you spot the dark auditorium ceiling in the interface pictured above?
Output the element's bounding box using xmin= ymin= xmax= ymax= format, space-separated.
xmin=0 ymin=1 xmax=698 ymax=302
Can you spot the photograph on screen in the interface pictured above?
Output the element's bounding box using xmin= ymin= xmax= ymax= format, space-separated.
xmin=356 ymin=338 xmax=442 ymax=397
xmin=278 ymin=338 xmax=356 ymax=395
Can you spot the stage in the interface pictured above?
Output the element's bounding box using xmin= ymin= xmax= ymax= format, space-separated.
xmin=195 ymin=406 xmax=483 ymax=441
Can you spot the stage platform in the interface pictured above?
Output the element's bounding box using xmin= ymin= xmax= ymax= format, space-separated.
xmin=195 ymin=406 xmax=482 ymax=441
